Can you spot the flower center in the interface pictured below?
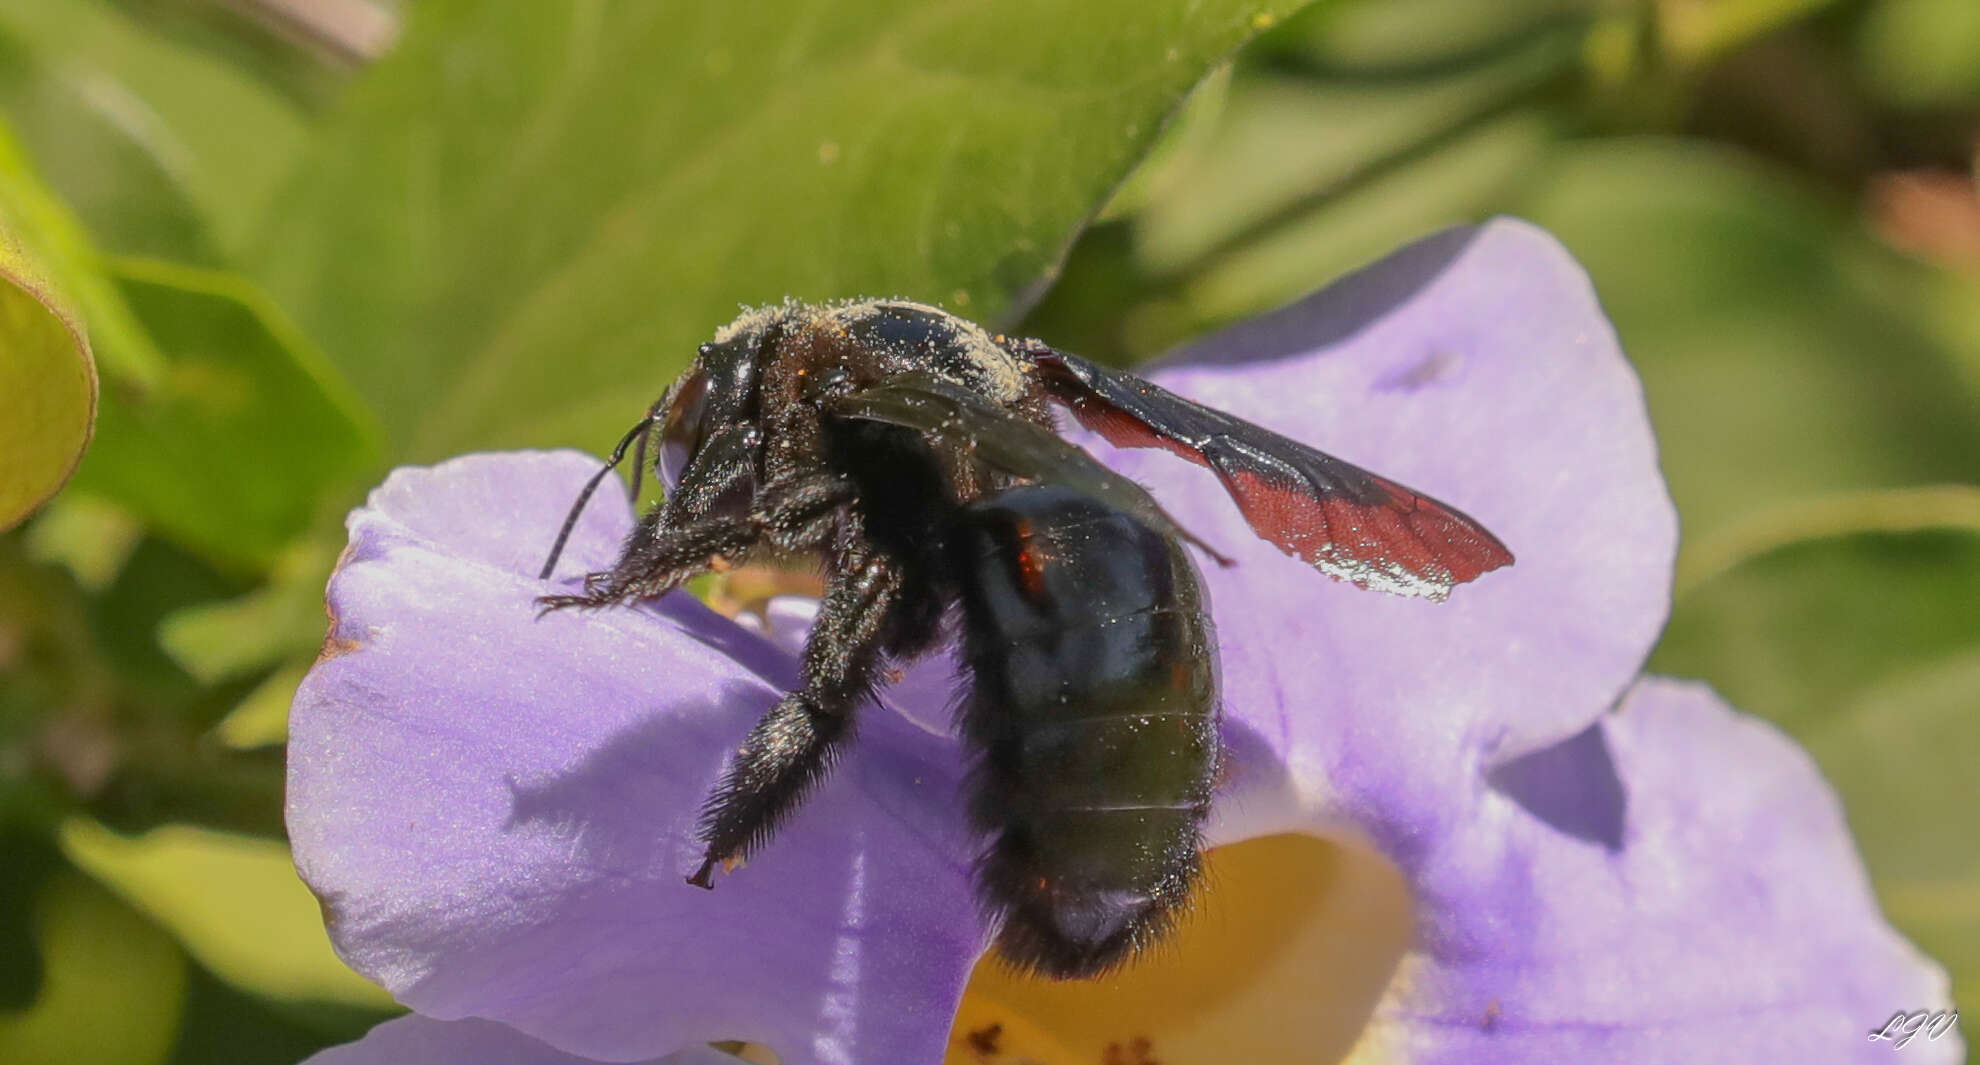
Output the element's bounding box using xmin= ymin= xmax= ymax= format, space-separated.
xmin=945 ymin=833 xmax=1413 ymax=1064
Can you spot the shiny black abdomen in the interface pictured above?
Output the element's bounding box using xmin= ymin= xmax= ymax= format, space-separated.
xmin=951 ymin=484 xmax=1219 ymax=977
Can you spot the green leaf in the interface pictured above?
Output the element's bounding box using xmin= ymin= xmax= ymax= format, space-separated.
xmin=67 ymin=258 xmax=380 ymax=569
xmin=158 ymin=541 xmax=337 ymax=685
xmin=165 ymin=964 xmax=395 ymax=1065
xmin=2 ymin=529 xmax=288 ymax=839
xmin=1522 ymin=141 xmax=1980 ymax=583
xmin=1818 ymin=653 xmax=1980 ymax=1020
xmin=0 ymin=209 xmax=94 ymax=532
xmin=0 ymin=831 xmax=62 ymax=1009
xmin=0 ymin=0 xmax=310 ymax=262
xmin=1856 ymin=0 xmax=1980 ymax=106
xmin=256 ymin=0 xmax=1318 ymax=461
xmin=0 ymin=870 xmax=186 ymax=1065
xmin=209 ymin=661 xmax=307 ymax=750
xmin=0 ymin=23 xmax=208 ymax=266
xmin=79 ymin=533 xmax=249 ymax=705
xmin=1134 ymin=30 xmax=1574 ymax=276
xmin=0 ymin=117 xmax=165 ymax=389
xmin=1273 ymin=0 xmax=1573 ymax=71
xmin=1175 ymin=108 xmax=1556 ymax=327
xmin=1655 ymin=0 xmax=1840 ymax=63
xmin=1021 ymin=18 xmax=1576 ymax=360
xmin=0 ymin=116 xmax=376 ymax=567
xmin=1651 ymin=511 xmax=1980 ymax=1019
xmin=61 ymin=818 xmax=394 ymax=1009
xmin=20 ymin=494 xmax=142 ymax=590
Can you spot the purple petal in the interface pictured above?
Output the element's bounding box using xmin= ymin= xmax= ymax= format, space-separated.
xmin=288 ymin=453 xmax=984 ymax=1065
xmin=1084 ymin=220 xmax=1677 ymax=851
xmin=361 ymin=450 xmax=630 ymax=581
xmin=303 ymin=1015 xmax=740 ymax=1065
xmin=1354 ymin=677 xmax=1960 ymax=1063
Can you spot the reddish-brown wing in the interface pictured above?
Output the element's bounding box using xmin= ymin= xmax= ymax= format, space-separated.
xmin=1023 ymin=345 xmax=1513 ymax=600
xmin=823 ymin=372 xmax=1229 ymax=563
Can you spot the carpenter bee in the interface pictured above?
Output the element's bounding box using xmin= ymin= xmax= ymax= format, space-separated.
xmin=538 ymin=300 xmax=1512 ymax=978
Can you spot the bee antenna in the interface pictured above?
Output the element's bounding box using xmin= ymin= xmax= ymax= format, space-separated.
xmin=628 ymin=410 xmax=655 ymax=509
xmin=538 ymin=412 xmax=660 ymax=581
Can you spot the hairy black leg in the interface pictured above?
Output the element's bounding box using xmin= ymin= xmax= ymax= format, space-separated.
xmin=539 ymin=473 xmax=850 ymax=610
xmin=689 ymin=548 xmax=904 ymax=888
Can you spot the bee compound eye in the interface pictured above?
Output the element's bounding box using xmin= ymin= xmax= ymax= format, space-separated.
xmin=657 ymin=370 xmax=710 ymax=490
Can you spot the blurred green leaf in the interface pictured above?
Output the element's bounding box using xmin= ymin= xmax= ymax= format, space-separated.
xmin=0 ymin=210 xmax=95 ymax=532
xmin=67 ymin=259 xmax=379 ymax=569
xmin=211 ymin=661 xmax=307 ymax=750
xmin=1857 ymin=0 xmax=1980 ymax=106
xmin=21 ymin=495 xmax=142 ymax=590
xmin=1266 ymin=0 xmax=1578 ymax=74
xmin=0 ymin=24 xmax=208 ymax=266
xmin=1651 ymin=513 xmax=1980 ymax=1019
xmin=0 ymin=117 xmax=165 ymax=388
xmin=1020 ymin=18 xmax=1576 ymax=359
xmin=1657 ymin=0 xmax=1841 ymax=64
xmin=256 ymin=0 xmax=1320 ymax=462
xmin=1919 ymin=269 xmax=1980 ymax=402
xmin=0 ymin=870 xmax=185 ymax=1065
xmin=2 ymin=531 xmax=286 ymax=839
xmin=1038 ymin=111 xmax=1554 ymax=362
xmin=0 ymin=831 xmax=61 ymax=1009
xmin=0 ymin=0 xmax=310 ymax=261
xmin=1177 ymin=109 xmax=1556 ymax=327
xmin=1820 ymin=652 xmax=1980 ymax=1020
xmin=1523 ymin=140 xmax=1980 ymax=579
xmin=0 ymin=116 xmax=377 ymax=566
xmin=61 ymin=818 xmax=396 ymax=1009
xmin=100 ymin=0 xmax=363 ymax=109
xmin=158 ymin=541 xmax=336 ymax=685
xmin=1652 ymin=519 xmax=1980 ymax=730
xmin=85 ymin=741 xmax=288 ymax=842
xmin=1673 ymin=484 xmax=1980 ymax=594
xmin=82 ymin=534 xmax=248 ymax=701
xmin=1135 ymin=27 xmax=1573 ymax=275
xmin=0 ymin=536 xmax=124 ymax=834
xmin=165 ymin=963 xmax=395 ymax=1065
xmin=1098 ymin=65 xmax=1233 ymax=225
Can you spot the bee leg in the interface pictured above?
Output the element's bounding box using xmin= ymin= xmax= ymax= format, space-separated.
xmin=539 ymin=474 xmax=850 ymax=609
xmin=534 ymin=513 xmax=755 ymax=611
xmin=689 ymin=546 xmax=902 ymax=888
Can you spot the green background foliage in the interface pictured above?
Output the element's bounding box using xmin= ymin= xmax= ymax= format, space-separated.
xmin=0 ymin=198 xmax=92 ymax=532
xmin=1 ymin=0 xmax=1977 ymax=1060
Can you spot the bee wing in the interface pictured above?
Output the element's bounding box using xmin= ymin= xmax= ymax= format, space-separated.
xmin=1021 ymin=344 xmax=1513 ymax=600
xmin=824 ymin=373 xmax=1229 ymax=562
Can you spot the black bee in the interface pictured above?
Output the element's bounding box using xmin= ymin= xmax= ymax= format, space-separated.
xmin=538 ymin=300 xmax=1512 ymax=978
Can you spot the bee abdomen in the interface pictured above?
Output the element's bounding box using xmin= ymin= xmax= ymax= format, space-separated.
xmin=974 ymin=686 xmax=1217 ymax=976
xmin=951 ymin=485 xmax=1219 ymax=978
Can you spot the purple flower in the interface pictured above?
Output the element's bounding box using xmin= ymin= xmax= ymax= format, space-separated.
xmin=290 ymin=221 xmax=1959 ymax=1065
